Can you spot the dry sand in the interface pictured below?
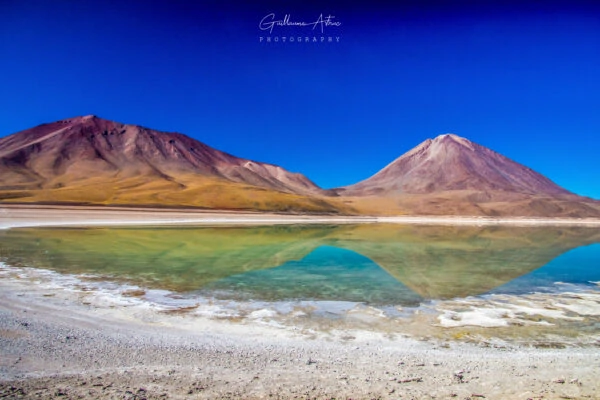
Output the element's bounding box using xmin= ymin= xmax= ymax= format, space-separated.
xmin=2 ymin=204 xmax=600 ymax=229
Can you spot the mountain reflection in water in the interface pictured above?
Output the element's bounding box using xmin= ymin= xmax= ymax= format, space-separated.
xmin=1 ymin=224 xmax=599 ymax=305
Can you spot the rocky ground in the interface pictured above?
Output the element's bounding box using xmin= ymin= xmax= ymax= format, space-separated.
xmin=1 ymin=280 xmax=599 ymax=400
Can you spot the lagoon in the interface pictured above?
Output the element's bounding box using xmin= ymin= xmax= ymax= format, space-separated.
xmin=1 ymin=224 xmax=599 ymax=343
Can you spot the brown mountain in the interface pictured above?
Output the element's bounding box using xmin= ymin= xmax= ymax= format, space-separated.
xmin=1 ymin=120 xmax=598 ymax=217
xmin=336 ymin=134 xmax=600 ymax=217
xmin=0 ymin=115 xmax=346 ymax=213
xmin=338 ymin=133 xmax=571 ymax=196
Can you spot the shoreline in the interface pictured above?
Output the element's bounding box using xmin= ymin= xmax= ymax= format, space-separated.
xmin=1 ymin=277 xmax=599 ymax=399
xmin=2 ymin=204 xmax=600 ymax=229
xmin=3 ymin=260 xmax=599 ymax=347
xmin=2 ymin=204 xmax=600 ymax=398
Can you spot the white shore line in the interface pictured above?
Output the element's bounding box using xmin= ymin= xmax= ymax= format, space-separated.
xmin=2 ymin=205 xmax=600 ymax=229
xmin=2 ymin=272 xmax=600 ymax=399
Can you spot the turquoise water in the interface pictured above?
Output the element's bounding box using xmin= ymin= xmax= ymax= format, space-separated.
xmin=489 ymin=243 xmax=600 ymax=295
xmin=203 ymin=246 xmax=424 ymax=305
xmin=1 ymin=224 xmax=599 ymax=306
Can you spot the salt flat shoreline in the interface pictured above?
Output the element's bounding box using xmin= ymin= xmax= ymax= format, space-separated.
xmin=1 ymin=279 xmax=599 ymax=400
xmin=2 ymin=204 xmax=600 ymax=229
xmin=2 ymin=204 xmax=600 ymax=399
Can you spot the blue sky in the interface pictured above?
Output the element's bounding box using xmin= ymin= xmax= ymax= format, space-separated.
xmin=1 ymin=0 xmax=599 ymax=198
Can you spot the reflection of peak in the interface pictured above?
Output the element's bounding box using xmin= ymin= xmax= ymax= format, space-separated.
xmin=489 ymin=243 xmax=600 ymax=295
xmin=2 ymin=224 xmax=598 ymax=301
xmin=207 ymin=246 xmax=423 ymax=305
xmin=325 ymin=224 xmax=600 ymax=299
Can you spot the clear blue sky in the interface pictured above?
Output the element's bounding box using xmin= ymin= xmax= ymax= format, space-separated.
xmin=1 ymin=0 xmax=599 ymax=198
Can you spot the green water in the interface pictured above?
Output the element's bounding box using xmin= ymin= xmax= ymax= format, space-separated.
xmin=1 ymin=224 xmax=599 ymax=305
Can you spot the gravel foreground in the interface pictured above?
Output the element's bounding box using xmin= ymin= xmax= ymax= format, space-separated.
xmin=1 ymin=281 xmax=600 ymax=400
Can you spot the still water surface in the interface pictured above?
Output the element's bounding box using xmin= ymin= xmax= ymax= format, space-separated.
xmin=1 ymin=224 xmax=598 ymax=302
xmin=1 ymin=224 xmax=599 ymax=341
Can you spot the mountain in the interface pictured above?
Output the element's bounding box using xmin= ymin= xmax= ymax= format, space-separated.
xmin=338 ymin=133 xmax=570 ymax=196
xmin=0 ymin=116 xmax=346 ymax=213
xmin=335 ymin=134 xmax=600 ymax=217
xmin=1 ymin=119 xmax=598 ymax=217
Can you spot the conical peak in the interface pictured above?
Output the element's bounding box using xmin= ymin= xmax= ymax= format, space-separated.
xmin=63 ymin=114 xmax=97 ymax=122
xmin=433 ymin=133 xmax=466 ymax=142
xmin=340 ymin=130 xmax=574 ymax=198
xmin=430 ymin=133 xmax=474 ymax=150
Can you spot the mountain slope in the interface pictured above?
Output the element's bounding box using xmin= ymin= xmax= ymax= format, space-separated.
xmin=0 ymin=116 xmax=345 ymax=213
xmin=338 ymin=133 xmax=571 ymax=196
xmin=335 ymin=134 xmax=600 ymax=217
xmin=1 ymin=121 xmax=598 ymax=217
xmin=0 ymin=115 xmax=325 ymax=195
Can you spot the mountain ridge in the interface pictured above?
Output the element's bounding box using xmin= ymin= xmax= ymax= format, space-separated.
xmin=1 ymin=116 xmax=598 ymax=217
xmin=0 ymin=115 xmax=347 ymax=214
xmin=0 ymin=115 xmax=325 ymax=196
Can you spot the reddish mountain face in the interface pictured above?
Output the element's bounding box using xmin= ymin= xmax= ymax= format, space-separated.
xmin=0 ymin=115 xmax=325 ymax=196
xmin=337 ymin=134 xmax=573 ymax=197
xmin=1 ymin=120 xmax=598 ymax=217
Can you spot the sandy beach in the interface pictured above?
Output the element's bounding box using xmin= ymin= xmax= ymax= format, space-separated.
xmin=2 ymin=204 xmax=600 ymax=229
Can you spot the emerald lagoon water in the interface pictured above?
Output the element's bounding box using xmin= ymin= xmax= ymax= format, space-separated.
xmin=1 ymin=224 xmax=599 ymax=341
